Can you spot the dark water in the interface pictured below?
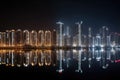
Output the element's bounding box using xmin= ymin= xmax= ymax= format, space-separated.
xmin=0 ymin=48 xmax=120 ymax=80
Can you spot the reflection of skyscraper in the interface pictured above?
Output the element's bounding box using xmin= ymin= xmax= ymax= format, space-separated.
xmin=110 ymin=48 xmax=116 ymax=63
xmin=16 ymin=50 xmax=23 ymax=67
xmin=0 ymin=50 xmax=2 ymax=64
xmin=9 ymin=50 xmax=15 ymax=66
xmin=88 ymin=48 xmax=92 ymax=68
xmin=1 ymin=50 xmax=6 ymax=64
xmin=30 ymin=50 xmax=38 ymax=66
xmin=95 ymin=49 xmax=101 ymax=61
xmin=51 ymin=50 xmax=57 ymax=66
xmin=5 ymin=50 xmax=9 ymax=66
xmin=66 ymin=50 xmax=71 ymax=68
xmin=38 ymin=50 xmax=44 ymax=66
xmin=44 ymin=50 xmax=51 ymax=66
xmin=23 ymin=51 xmax=30 ymax=67
xmin=101 ymin=50 xmax=109 ymax=69
xmin=75 ymin=50 xmax=82 ymax=73
xmin=56 ymin=50 xmax=64 ymax=73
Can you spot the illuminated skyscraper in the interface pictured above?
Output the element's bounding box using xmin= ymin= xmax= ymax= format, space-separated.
xmin=106 ymin=35 xmax=111 ymax=47
xmin=76 ymin=21 xmax=83 ymax=47
xmin=0 ymin=32 xmax=2 ymax=47
xmin=5 ymin=30 xmax=10 ymax=47
xmin=82 ymin=34 xmax=87 ymax=47
xmin=2 ymin=32 xmax=6 ymax=47
xmin=88 ymin=27 xmax=92 ymax=47
xmin=56 ymin=21 xmax=64 ymax=47
xmin=100 ymin=26 xmax=109 ymax=47
xmin=63 ymin=26 xmax=71 ymax=46
xmin=38 ymin=30 xmax=44 ymax=47
xmin=10 ymin=30 xmax=16 ymax=47
xmin=95 ymin=34 xmax=101 ymax=47
xmin=16 ymin=29 xmax=23 ymax=47
xmin=45 ymin=30 xmax=51 ymax=47
xmin=30 ymin=30 xmax=37 ymax=46
xmin=23 ymin=30 xmax=30 ymax=45
xmin=51 ymin=29 xmax=57 ymax=47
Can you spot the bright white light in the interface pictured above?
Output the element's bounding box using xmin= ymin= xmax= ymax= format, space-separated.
xmin=100 ymin=44 xmax=104 ymax=47
xmin=73 ymin=43 xmax=77 ymax=47
xmin=73 ymin=49 xmax=77 ymax=53
xmin=101 ymin=48 xmax=104 ymax=52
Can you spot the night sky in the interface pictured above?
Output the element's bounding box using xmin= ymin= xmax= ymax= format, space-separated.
xmin=0 ymin=0 xmax=120 ymax=32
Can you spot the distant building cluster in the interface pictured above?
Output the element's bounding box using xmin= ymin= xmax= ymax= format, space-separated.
xmin=0 ymin=29 xmax=57 ymax=48
xmin=56 ymin=21 xmax=120 ymax=48
xmin=0 ymin=21 xmax=120 ymax=48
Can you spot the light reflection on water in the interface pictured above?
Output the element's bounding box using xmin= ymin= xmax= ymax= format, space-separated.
xmin=0 ymin=48 xmax=120 ymax=73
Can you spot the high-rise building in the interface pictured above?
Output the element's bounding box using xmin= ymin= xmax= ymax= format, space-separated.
xmin=5 ymin=30 xmax=10 ymax=47
xmin=38 ymin=30 xmax=44 ymax=47
xmin=51 ymin=29 xmax=57 ymax=47
xmin=23 ymin=30 xmax=30 ymax=45
xmin=30 ymin=30 xmax=37 ymax=46
xmin=10 ymin=30 xmax=16 ymax=47
xmin=0 ymin=32 xmax=2 ymax=47
xmin=16 ymin=29 xmax=23 ymax=47
xmin=45 ymin=30 xmax=51 ymax=47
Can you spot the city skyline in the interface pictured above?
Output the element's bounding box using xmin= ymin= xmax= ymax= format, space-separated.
xmin=0 ymin=0 xmax=120 ymax=80
xmin=0 ymin=21 xmax=120 ymax=48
